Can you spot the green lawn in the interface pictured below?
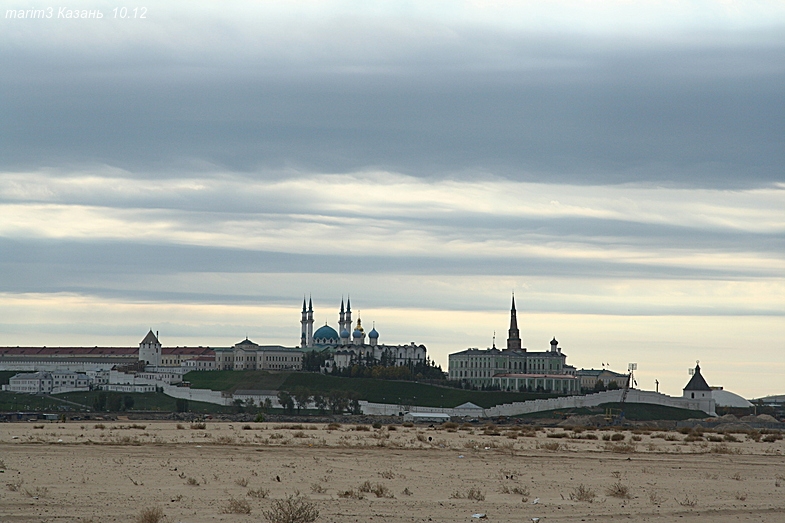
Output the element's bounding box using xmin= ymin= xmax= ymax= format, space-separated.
xmin=0 ymin=391 xmax=233 ymax=414
xmin=184 ymin=370 xmax=560 ymax=408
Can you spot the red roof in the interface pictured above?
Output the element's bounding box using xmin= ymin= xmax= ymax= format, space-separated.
xmin=0 ymin=346 xmax=213 ymax=356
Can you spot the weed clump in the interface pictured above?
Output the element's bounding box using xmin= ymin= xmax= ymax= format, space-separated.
xmin=262 ymin=493 xmax=319 ymax=523
xmin=136 ymin=506 xmax=164 ymax=523
xmin=570 ymin=484 xmax=596 ymax=502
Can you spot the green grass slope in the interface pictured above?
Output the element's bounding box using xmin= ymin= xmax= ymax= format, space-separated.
xmin=0 ymin=391 xmax=233 ymax=414
xmin=184 ymin=370 xmax=559 ymax=409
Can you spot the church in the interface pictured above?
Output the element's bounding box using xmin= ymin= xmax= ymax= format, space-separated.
xmin=300 ymin=297 xmax=427 ymax=370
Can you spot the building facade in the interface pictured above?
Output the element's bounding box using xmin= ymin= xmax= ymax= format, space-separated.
xmin=448 ymin=296 xmax=571 ymax=390
xmin=300 ymin=297 xmax=428 ymax=370
xmin=213 ymin=339 xmax=303 ymax=371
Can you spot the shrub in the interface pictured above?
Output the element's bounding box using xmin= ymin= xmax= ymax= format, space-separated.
xmin=338 ymin=488 xmax=363 ymax=499
xmin=610 ymin=433 xmax=625 ymax=441
xmin=254 ymin=414 xmax=266 ymax=423
xmin=677 ymin=494 xmax=698 ymax=507
xmin=354 ymin=425 xmax=370 ymax=432
xmin=569 ymin=484 xmax=596 ymax=502
xmin=372 ymin=422 xmax=382 ymax=429
xmin=224 ymin=497 xmax=252 ymax=514
xmin=235 ymin=478 xmax=248 ymax=487
xmin=605 ymin=481 xmax=631 ymax=498
xmin=326 ymin=423 xmax=341 ymax=430
xmin=467 ymin=487 xmax=485 ymax=501
xmin=247 ymin=487 xmax=270 ymax=498
xmin=262 ymin=493 xmax=319 ymax=523
xmin=136 ymin=506 xmax=164 ymax=523
xmin=190 ymin=422 xmax=206 ymax=430
xmin=186 ymin=477 xmax=199 ymax=486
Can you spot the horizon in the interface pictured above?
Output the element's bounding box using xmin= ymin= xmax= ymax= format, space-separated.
xmin=1 ymin=1 xmax=783 ymax=400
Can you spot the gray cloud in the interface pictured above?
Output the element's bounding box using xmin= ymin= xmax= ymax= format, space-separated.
xmin=1 ymin=20 xmax=784 ymax=187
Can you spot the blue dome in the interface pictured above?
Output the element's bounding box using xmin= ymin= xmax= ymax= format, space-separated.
xmin=313 ymin=325 xmax=339 ymax=341
xmin=340 ymin=329 xmax=351 ymax=338
xmin=368 ymin=328 xmax=379 ymax=339
xmin=353 ymin=329 xmax=363 ymax=338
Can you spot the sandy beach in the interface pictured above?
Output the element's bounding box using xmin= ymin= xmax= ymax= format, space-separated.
xmin=1 ymin=421 xmax=784 ymax=523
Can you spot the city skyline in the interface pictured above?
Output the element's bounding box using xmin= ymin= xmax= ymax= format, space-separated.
xmin=1 ymin=1 xmax=783 ymax=399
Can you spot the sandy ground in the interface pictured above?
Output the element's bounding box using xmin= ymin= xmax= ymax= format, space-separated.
xmin=1 ymin=421 xmax=784 ymax=523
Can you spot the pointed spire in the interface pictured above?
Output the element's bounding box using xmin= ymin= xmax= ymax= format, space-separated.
xmin=340 ymin=297 xmax=345 ymax=313
xmin=302 ymin=296 xmax=307 ymax=312
xmin=308 ymin=295 xmax=313 ymax=312
xmin=511 ymin=292 xmax=516 ymax=312
xmin=506 ymin=293 xmax=521 ymax=351
xmin=346 ymin=295 xmax=351 ymax=312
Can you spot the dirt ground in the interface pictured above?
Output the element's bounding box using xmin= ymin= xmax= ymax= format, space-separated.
xmin=1 ymin=421 xmax=784 ymax=523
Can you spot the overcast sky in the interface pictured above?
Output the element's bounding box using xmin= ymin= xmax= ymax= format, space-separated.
xmin=1 ymin=1 xmax=783 ymax=398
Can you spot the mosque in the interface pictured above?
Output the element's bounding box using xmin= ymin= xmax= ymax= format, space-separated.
xmin=300 ymin=297 xmax=427 ymax=370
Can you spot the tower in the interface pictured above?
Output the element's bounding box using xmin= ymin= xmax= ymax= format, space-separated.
xmin=345 ymin=296 xmax=352 ymax=334
xmin=139 ymin=329 xmax=161 ymax=366
xmin=300 ymin=298 xmax=308 ymax=348
xmin=339 ymin=298 xmax=346 ymax=334
xmin=506 ymin=294 xmax=522 ymax=351
xmin=306 ymin=296 xmax=314 ymax=347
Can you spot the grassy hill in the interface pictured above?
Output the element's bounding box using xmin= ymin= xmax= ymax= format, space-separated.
xmin=0 ymin=391 xmax=233 ymax=414
xmin=184 ymin=370 xmax=559 ymax=408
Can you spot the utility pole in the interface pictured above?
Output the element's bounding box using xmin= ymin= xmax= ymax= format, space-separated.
xmin=655 ymin=379 xmax=659 ymax=393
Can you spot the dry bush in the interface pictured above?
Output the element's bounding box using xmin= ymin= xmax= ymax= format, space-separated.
xmin=7 ymin=479 xmax=24 ymax=492
xmin=649 ymin=491 xmax=666 ymax=505
xmin=710 ymin=444 xmax=741 ymax=455
xmin=354 ymin=425 xmax=371 ymax=432
xmin=665 ymin=434 xmax=679 ymax=441
xmin=723 ymin=433 xmax=739 ymax=442
xmin=24 ymin=486 xmax=48 ymax=498
xmin=467 ymin=487 xmax=485 ymax=501
xmin=94 ymin=424 xmax=105 ymax=430
xmin=338 ymin=488 xmax=364 ymax=499
xmin=387 ymin=425 xmax=397 ymax=431
xmin=500 ymin=484 xmax=529 ymax=497
xmin=176 ymin=423 xmax=184 ymax=430
xmin=326 ymin=423 xmax=341 ymax=430
xmin=186 ymin=477 xmax=199 ymax=486
xmin=247 ymin=487 xmax=270 ymax=499
xmin=136 ymin=506 xmax=164 ymax=523
xmin=310 ymin=483 xmax=326 ymax=494
xmin=402 ymin=422 xmax=414 ymax=427
xmin=442 ymin=422 xmax=459 ymax=430
xmin=242 ymin=424 xmax=252 ymax=430
xmin=379 ymin=470 xmax=396 ymax=479
xmin=358 ymin=481 xmax=394 ymax=498
xmin=676 ymin=494 xmax=698 ymax=507
xmin=731 ymin=472 xmax=743 ymax=481
xmin=569 ymin=484 xmax=596 ymax=502
xmin=631 ymin=435 xmax=642 ymax=442
xmin=262 ymin=493 xmax=319 ymax=523
xmin=401 ymin=487 xmax=412 ymax=496
xmin=539 ymin=442 xmax=563 ymax=451
xmin=449 ymin=490 xmax=465 ymax=499
xmin=190 ymin=422 xmax=206 ymax=430
xmin=706 ymin=435 xmax=723 ymax=442
xmin=684 ymin=434 xmax=703 ymax=442
xmin=270 ymin=433 xmax=285 ymax=440
xmin=763 ymin=433 xmax=784 ymax=443
xmin=235 ymin=477 xmax=249 ymax=487
xmin=735 ymin=492 xmax=747 ymax=501
xmin=651 ymin=433 xmax=666 ymax=439
xmin=605 ymin=442 xmax=636 ymax=453
xmin=547 ymin=432 xmax=569 ymax=439
xmin=602 ymin=434 xmax=611 ymax=441
xmin=610 ymin=433 xmax=625 ymax=441
xmin=605 ymin=481 xmax=631 ymax=499
xmin=747 ymin=431 xmax=762 ymax=442
xmin=215 ymin=435 xmax=235 ymax=444
xmin=459 ymin=423 xmax=473 ymax=431
xmin=224 ymin=497 xmax=252 ymax=514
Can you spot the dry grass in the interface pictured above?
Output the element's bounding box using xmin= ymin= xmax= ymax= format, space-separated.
xmin=310 ymin=483 xmax=326 ymax=494
xmin=186 ymin=477 xmax=199 ymax=486
xmin=262 ymin=493 xmax=319 ymax=523
xmin=451 ymin=487 xmax=485 ymax=501
xmin=570 ymin=484 xmax=596 ymax=502
xmin=649 ymin=491 xmax=666 ymax=505
xmin=190 ymin=422 xmax=206 ymax=430
xmin=402 ymin=487 xmax=413 ymax=496
xmin=605 ymin=442 xmax=636 ymax=453
xmin=235 ymin=477 xmax=249 ymax=487
xmin=539 ymin=441 xmax=564 ymax=451
xmin=338 ymin=488 xmax=364 ymax=499
xmin=605 ymin=481 xmax=631 ymax=499
xmin=358 ymin=481 xmax=394 ymax=498
xmin=735 ymin=492 xmax=747 ymax=501
xmin=136 ymin=506 xmax=164 ymax=523
xmin=677 ymin=494 xmax=698 ymax=507
xmin=224 ymin=497 xmax=252 ymax=514
xmin=247 ymin=487 xmax=270 ymax=499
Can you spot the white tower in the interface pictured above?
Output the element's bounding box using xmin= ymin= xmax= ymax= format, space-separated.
xmin=139 ymin=329 xmax=161 ymax=367
xmin=300 ymin=298 xmax=308 ymax=348
xmin=306 ymin=297 xmax=314 ymax=347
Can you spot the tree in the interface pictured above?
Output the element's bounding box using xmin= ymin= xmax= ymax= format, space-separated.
xmin=312 ymin=393 xmax=327 ymax=415
xmin=327 ymin=390 xmax=349 ymax=414
xmin=607 ymin=381 xmax=620 ymax=390
xmin=93 ymin=392 xmax=107 ymax=412
xmin=176 ymin=398 xmax=189 ymax=413
xmin=123 ymin=395 xmax=135 ymax=410
xmin=262 ymin=398 xmax=273 ymax=412
xmin=277 ymin=390 xmax=295 ymax=413
xmin=108 ymin=394 xmax=122 ymax=412
xmin=291 ymin=387 xmax=311 ymax=414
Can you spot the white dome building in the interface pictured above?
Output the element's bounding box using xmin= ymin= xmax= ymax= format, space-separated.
xmin=711 ymin=388 xmax=753 ymax=408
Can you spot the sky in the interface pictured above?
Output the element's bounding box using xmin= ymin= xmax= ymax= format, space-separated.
xmin=1 ymin=0 xmax=783 ymax=398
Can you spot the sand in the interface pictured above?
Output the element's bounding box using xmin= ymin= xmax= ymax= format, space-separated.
xmin=1 ymin=421 xmax=784 ymax=523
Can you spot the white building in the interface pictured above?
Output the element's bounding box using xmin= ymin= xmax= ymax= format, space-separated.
xmin=3 ymin=371 xmax=90 ymax=394
xmin=448 ymin=297 xmax=570 ymax=390
xmin=300 ymin=297 xmax=428 ymax=370
xmin=213 ymin=339 xmax=303 ymax=371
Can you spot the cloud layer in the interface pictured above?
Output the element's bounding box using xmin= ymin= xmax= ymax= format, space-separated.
xmin=1 ymin=1 xmax=784 ymax=397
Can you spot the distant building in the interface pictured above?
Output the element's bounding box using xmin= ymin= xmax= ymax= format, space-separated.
xmin=2 ymin=371 xmax=90 ymax=394
xmin=213 ymin=338 xmax=303 ymax=371
xmin=682 ymin=363 xmax=716 ymax=414
xmin=575 ymin=368 xmax=629 ymax=391
xmin=300 ymin=297 xmax=427 ymax=370
xmin=448 ymin=296 xmax=571 ymax=390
